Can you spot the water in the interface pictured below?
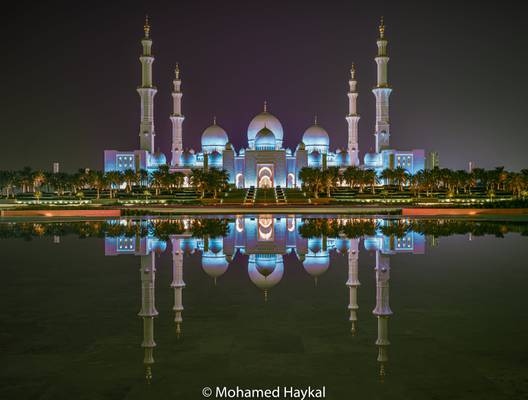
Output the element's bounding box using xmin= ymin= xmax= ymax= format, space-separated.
xmin=1 ymin=216 xmax=527 ymax=400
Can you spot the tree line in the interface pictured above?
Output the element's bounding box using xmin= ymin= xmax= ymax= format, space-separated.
xmin=0 ymin=166 xmax=229 ymax=199
xmin=1 ymin=165 xmax=527 ymax=200
xmin=299 ymin=166 xmax=528 ymax=198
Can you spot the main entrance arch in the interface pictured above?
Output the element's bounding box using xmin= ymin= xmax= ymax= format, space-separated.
xmin=257 ymin=165 xmax=274 ymax=188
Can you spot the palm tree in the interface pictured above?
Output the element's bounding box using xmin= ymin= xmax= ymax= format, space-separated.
xmin=122 ymin=169 xmax=137 ymax=193
xmin=138 ymin=169 xmax=149 ymax=189
xmin=150 ymin=170 xmax=164 ymax=196
xmin=105 ymin=171 xmax=123 ymax=199
xmin=507 ymin=173 xmax=526 ymax=198
xmin=91 ymin=171 xmax=106 ymax=200
xmin=363 ymin=169 xmax=378 ymax=194
xmin=32 ymin=170 xmax=46 ymax=192
xmin=342 ymin=166 xmax=361 ymax=190
xmin=299 ymin=168 xmax=323 ymax=198
xmin=392 ymin=167 xmax=409 ymax=191
xmin=322 ymin=167 xmax=340 ymax=197
xmin=191 ymin=169 xmax=207 ymax=198
xmin=380 ymin=168 xmax=394 ymax=187
xmin=207 ymin=168 xmax=229 ymax=199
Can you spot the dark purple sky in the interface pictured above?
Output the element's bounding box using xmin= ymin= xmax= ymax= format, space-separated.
xmin=2 ymin=0 xmax=526 ymax=172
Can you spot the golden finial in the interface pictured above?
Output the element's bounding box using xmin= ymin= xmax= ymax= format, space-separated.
xmin=145 ymin=366 xmax=152 ymax=383
xmin=379 ymin=16 xmax=385 ymax=39
xmin=350 ymin=63 xmax=356 ymax=79
xmin=175 ymin=63 xmax=180 ymax=80
xmin=351 ymin=321 xmax=357 ymax=336
xmin=263 ymin=100 xmax=268 ymax=112
xmin=213 ymin=116 xmax=217 ymax=125
xmin=264 ymin=289 xmax=268 ymax=302
xmin=314 ymin=115 xmax=318 ymax=125
xmin=144 ymin=14 xmax=150 ymax=38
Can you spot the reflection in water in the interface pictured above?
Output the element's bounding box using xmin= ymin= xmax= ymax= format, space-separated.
xmin=102 ymin=216 xmax=431 ymax=382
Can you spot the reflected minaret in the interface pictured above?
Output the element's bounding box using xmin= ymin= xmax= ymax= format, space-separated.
xmin=138 ymin=252 xmax=158 ymax=383
xmin=372 ymin=251 xmax=392 ymax=379
xmin=171 ymin=237 xmax=185 ymax=338
xmin=346 ymin=239 xmax=360 ymax=335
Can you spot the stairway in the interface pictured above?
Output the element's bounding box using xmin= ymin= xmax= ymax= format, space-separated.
xmin=244 ymin=186 xmax=256 ymax=204
xmin=275 ymin=186 xmax=287 ymax=204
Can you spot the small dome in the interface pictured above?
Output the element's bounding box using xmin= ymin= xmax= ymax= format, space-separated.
xmin=202 ymin=254 xmax=229 ymax=278
xmin=335 ymin=151 xmax=348 ymax=166
xmin=248 ymin=110 xmax=283 ymax=146
xmin=248 ymin=255 xmax=284 ymax=290
xmin=151 ymin=151 xmax=166 ymax=166
xmin=208 ymin=150 xmax=223 ymax=166
xmin=297 ymin=142 xmax=306 ymax=151
xmin=181 ymin=149 xmax=196 ymax=166
xmin=181 ymin=238 xmax=197 ymax=254
xmin=202 ymin=124 xmax=228 ymax=149
xmin=303 ymin=255 xmax=330 ymax=277
xmin=255 ymin=127 xmax=276 ymax=150
xmin=147 ymin=238 xmax=167 ymax=254
xmin=335 ymin=238 xmax=349 ymax=254
xmin=302 ymin=124 xmax=329 ymax=148
xmin=308 ymin=150 xmax=322 ymax=165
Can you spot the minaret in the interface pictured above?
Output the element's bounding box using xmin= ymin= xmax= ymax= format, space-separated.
xmin=346 ymin=64 xmax=360 ymax=166
xmin=372 ymin=17 xmax=392 ymax=153
xmin=138 ymin=252 xmax=158 ymax=383
xmin=137 ymin=15 xmax=157 ymax=154
xmin=346 ymin=238 xmax=360 ymax=334
xmin=170 ymin=63 xmax=185 ymax=166
xmin=171 ymin=237 xmax=185 ymax=338
xmin=372 ymin=251 xmax=392 ymax=378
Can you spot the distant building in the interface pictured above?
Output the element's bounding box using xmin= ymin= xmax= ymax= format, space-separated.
xmin=53 ymin=162 xmax=60 ymax=174
xmin=426 ymin=151 xmax=439 ymax=170
xmin=104 ymin=17 xmax=426 ymax=187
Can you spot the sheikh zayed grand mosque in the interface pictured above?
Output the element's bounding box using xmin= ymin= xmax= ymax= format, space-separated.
xmin=104 ymin=17 xmax=426 ymax=188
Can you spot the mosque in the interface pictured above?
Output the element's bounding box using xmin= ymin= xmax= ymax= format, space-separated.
xmin=104 ymin=17 xmax=426 ymax=187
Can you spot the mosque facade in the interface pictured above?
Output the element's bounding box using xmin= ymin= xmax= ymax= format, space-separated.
xmin=104 ymin=17 xmax=426 ymax=188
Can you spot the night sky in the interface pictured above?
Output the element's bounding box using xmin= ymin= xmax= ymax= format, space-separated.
xmin=2 ymin=0 xmax=526 ymax=172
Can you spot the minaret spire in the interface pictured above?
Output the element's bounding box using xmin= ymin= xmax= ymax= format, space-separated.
xmin=346 ymin=63 xmax=360 ymax=166
xmin=373 ymin=17 xmax=392 ymax=153
xmin=170 ymin=62 xmax=185 ymax=166
xmin=138 ymin=16 xmax=157 ymax=153
xmin=144 ymin=15 xmax=150 ymax=38
xmin=263 ymin=100 xmax=268 ymax=112
xmin=379 ymin=16 xmax=385 ymax=39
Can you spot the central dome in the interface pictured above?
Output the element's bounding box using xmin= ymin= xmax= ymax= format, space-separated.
xmin=302 ymin=124 xmax=329 ymax=148
xmin=247 ymin=107 xmax=283 ymax=148
xmin=254 ymin=127 xmax=276 ymax=150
